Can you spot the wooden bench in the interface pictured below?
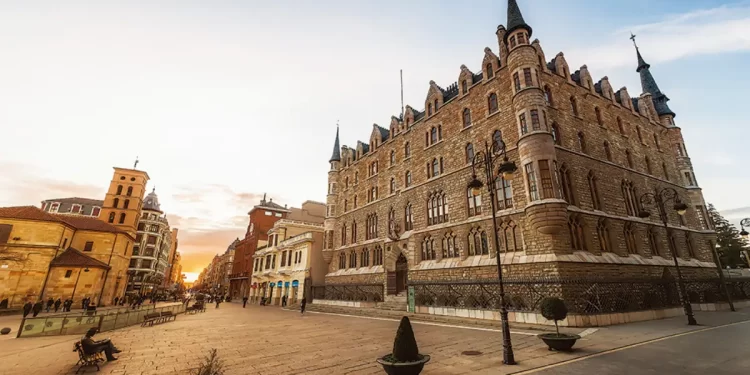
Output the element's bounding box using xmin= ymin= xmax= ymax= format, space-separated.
xmin=74 ymin=341 xmax=104 ymax=373
xmin=187 ymin=302 xmax=206 ymax=314
xmin=141 ymin=313 xmax=161 ymax=327
xmin=159 ymin=311 xmax=176 ymax=323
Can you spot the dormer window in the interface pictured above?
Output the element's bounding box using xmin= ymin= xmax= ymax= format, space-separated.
xmin=517 ymin=32 xmax=525 ymax=45
xmin=427 ymin=103 xmax=433 ymax=116
xmin=433 ymin=99 xmax=438 ymax=112
xmin=461 ymin=80 xmax=468 ymax=94
xmin=70 ymin=204 xmax=81 ymax=214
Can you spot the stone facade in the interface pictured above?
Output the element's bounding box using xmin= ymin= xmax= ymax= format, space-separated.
xmin=127 ymin=189 xmax=175 ymax=293
xmin=320 ymin=1 xmax=717 ymax=300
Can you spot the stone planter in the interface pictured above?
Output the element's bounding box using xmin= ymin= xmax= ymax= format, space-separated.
xmin=538 ymin=333 xmax=580 ymax=351
xmin=376 ymin=354 xmax=430 ymax=375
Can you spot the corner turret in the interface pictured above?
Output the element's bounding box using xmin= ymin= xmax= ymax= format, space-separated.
xmin=631 ymin=34 xmax=675 ymax=124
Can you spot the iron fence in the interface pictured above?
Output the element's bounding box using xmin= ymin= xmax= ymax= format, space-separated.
xmin=17 ymin=303 xmax=186 ymax=338
xmin=311 ymin=284 xmax=383 ymax=303
xmin=409 ymin=278 xmax=750 ymax=315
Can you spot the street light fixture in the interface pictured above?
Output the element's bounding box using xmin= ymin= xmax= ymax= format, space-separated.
xmin=712 ymin=242 xmax=735 ymax=312
xmin=638 ymin=187 xmax=697 ymax=325
xmin=467 ymin=138 xmax=517 ymax=365
xmin=740 ymin=218 xmax=749 ymax=240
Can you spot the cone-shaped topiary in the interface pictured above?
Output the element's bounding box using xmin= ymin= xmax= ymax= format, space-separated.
xmin=540 ymin=297 xmax=568 ymax=336
xmin=392 ymin=316 xmax=420 ymax=362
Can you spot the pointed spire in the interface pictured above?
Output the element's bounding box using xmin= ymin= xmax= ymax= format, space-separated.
xmin=505 ymin=0 xmax=533 ymax=41
xmin=630 ymin=34 xmax=675 ymax=118
xmin=329 ymin=123 xmax=341 ymax=162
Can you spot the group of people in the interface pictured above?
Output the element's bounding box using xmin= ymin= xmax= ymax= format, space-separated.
xmin=22 ymin=297 xmax=77 ymax=318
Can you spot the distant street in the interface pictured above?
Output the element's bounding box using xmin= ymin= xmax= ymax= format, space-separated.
xmin=531 ymin=320 xmax=750 ymax=375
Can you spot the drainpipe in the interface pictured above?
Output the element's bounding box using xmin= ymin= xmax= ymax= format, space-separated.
xmin=97 ymin=235 xmax=119 ymax=306
xmin=39 ymin=228 xmax=67 ymax=300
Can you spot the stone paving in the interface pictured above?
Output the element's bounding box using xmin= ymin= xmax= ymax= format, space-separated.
xmin=0 ymin=302 xmax=748 ymax=375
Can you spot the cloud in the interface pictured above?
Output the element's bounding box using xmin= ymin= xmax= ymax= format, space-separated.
xmin=564 ymin=3 xmax=750 ymax=71
xmin=0 ymin=161 xmax=104 ymax=207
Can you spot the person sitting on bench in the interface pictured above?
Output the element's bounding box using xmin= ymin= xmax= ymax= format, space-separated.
xmin=81 ymin=328 xmax=122 ymax=361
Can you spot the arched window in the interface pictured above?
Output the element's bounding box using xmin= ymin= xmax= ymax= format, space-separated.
xmin=438 ymin=124 xmax=442 ymax=140
xmin=624 ymin=222 xmax=638 ymax=254
xmin=430 ymin=127 xmax=438 ymax=145
xmin=621 ymin=180 xmax=639 ymax=216
xmin=495 ymin=177 xmax=513 ymax=209
xmin=349 ymin=251 xmax=357 ymax=268
xmin=361 ymin=249 xmax=369 ymax=267
xmin=427 ymin=103 xmax=432 ymax=116
xmin=648 ymin=227 xmax=660 ymax=256
xmin=434 ymin=99 xmax=439 ymax=112
xmin=341 ymin=224 xmax=347 ymax=245
xmin=645 ymin=156 xmax=652 ymax=174
xmin=442 ymin=232 xmax=458 ymax=258
xmin=126 ymin=186 xmax=133 ymax=196
xmin=351 ymin=220 xmax=357 ymax=243
xmin=625 ymin=150 xmax=634 ymax=168
xmin=465 ymin=143 xmax=475 ymax=164
xmin=374 ymin=246 xmax=383 ymax=266
xmin=685 ymin=233 xmax=696 ymax=258
xmin=501 ymin=220 xmax=522 ymax=252
xmin=595 ymin=107 xmax=603 ymax=125
xmin=421 ymin=236 xmax=436 ymax=261
xmin=597 ymin=219 xmax=611 ymax=253
xmin=467 ymin=188 xmax=482 ymax=217
xmin=577 ymin=132 xmax=587 ymax=153
xmin=588 ymin=171 xmax=601 ymax=210
xmin=463 ymin=108 xmax=472 ymax=128
xmin=390 ymin=150 xmax=395 ymax=166
xmin=568 ymin=215 xmax=586 ymax=251
xmin=123 ymin=199 xmax=130 ymax=209
xmin=461 ymin=80 xmax=468 ymax=94
xmin=116 ymin=185 xmax=123 ymax=195
xmin=339 ymin=252 xmax=346 ymax=269
xmin=493 ymin=130 xmax=503 ymax=150
xmin=544 ymin=85 xmax=553 ymax=106
xmin=603 ymin=141 xmax=612 ymax=161
xmin=118 ymin=213 xmax=126 ymax=224
xmin=404 ymin=202 xmax=413 ymax=230
xmin=488 ymin=93 xmax=498 ymax=114
xmin=636 ymin=126 xmax=643 ymax=143
xmin=404 ymin=142 xmax=411 ymax=159
xmin=467 ymin=227 xmax=489 ymax=256
xmin=366 ymin=213 xmax=378 ymax=240
xmin=108 ymin=212 xmax=115 ymax=223
xmin=427 ymin=191 xmax=447 ymax=226
xmin=486 ymin=63 xmax=494 ymax=79
xmin=390 ymin=178 xmax=396 ymax=194
xmin=617 ymin=117 xmax=625 ymax=135
xmin=551 ymin=123 xmax=560 ymax=145
xmin=431 ymin=158 xmax=440 ymax=177
xmin=113 ymin=198 xmax=119 ymax=208
xmin=570 ymin=96 xmax=579 ymax=116
xmin=559 ymin=163 xmax=576 ymax=205
xmin=404 ymin=170 xmax=412 ymax=187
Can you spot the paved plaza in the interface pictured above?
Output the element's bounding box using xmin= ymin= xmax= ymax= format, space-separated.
xmin=0 ymin=303 xmax=748 ymax=375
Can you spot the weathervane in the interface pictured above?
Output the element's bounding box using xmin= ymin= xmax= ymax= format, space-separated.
xmin=134 ymin=156 xmax=139 ymax=169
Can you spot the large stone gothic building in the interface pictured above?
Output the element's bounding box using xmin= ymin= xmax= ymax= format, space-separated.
xmin=321 ymin=0 xmax=716 ymax=301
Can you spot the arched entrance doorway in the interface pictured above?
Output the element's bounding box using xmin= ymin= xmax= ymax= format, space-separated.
xmin=395 ymin=253 xmax=408 ymax=295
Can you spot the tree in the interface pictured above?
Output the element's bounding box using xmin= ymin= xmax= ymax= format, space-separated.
xmin=708 ymin=204 xmax=749 ymax=268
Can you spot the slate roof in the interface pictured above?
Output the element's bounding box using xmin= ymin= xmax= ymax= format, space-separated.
xmin=0 ymin=206 xmax=62 ymax=222
xmin=635 ymin=47 xmax=675 ymax=118
xmin=329 ymin=127 xmax=341 ymax=162
xmin=55 ymin=214 xmax=130 ymax=235
xmin=142 ymin=188 xmax=162 ymax=212
xmin=42 ymin=197 xmax=104 ymax=206
xmin=375 ymin=125 xmax=390 ymax=142
xmin=0 ymin=206 xmax=130 ymax=236
xmin=506 ymin=0 xmax=532 ymax=41
xmin=50 ymin=247 xmax=111 ymax=269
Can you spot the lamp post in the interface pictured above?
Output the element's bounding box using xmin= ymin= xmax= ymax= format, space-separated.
xmin=467 ymin=138 xmax=518 ymax=365
xmin=712 ymin=242 xmax=735 ymax=312
xmin=70 ymin=267 xmax=90 ymax=302
xmin=638 ymin=188 xmax=697 ymax=325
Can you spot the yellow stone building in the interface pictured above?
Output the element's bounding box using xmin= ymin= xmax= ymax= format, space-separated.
xmin=0 ymin=167 xmax=147 ymax=308
xmin=251 ymin=201 xmax=326 ymax=305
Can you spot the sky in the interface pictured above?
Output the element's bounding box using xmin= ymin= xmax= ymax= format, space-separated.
xmin=1 ymin=0 xmax=749 ymax=282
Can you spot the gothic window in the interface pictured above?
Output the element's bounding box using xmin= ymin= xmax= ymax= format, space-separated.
xmin=523 ymin=68 xmax=533 ymax=87
xmin=662 ymin=162 xmax=669 ymax=181
xmin=339 ymin=252 xmax=346 ymax=269
xmin=617 ymin=117 xmax=625 ymax=135
xmin=361 ymin=248 xmax=369 ymax=267
xmin=113 ymin=198 xmax=119 ymax=208
xmin=597 ymin=219 xmax=612 ymax=253
xmin=603 ymin=141 xmax=612 ymax=161
xmin=366 ymin=213 xmax=378 ymax=240
xmin=625 ymin=150 xmax=634 ymax=168
xmin=588 ymin=171 xmax=601 ymax=210
xmin=351 ymin=220 xmax=357 ymax=243
xmin=486 ymin=63 xmax=494 ymax=79
xmin=559 ymin=163 xmax=575 ymax=205
xmin=421 ymin=236 xmax=436 ymax=261
xmin=434 ymin=99 xmax=439 ymax=112
xmin=123 ymin=199 xmax=130 ymax=209
xmin=390 ymin=151 xmax=395 ymax=166
xmin=405 ymin=171 xmax=412 ymax=187
xmin=519 ymin=113 xmax=528 ymax=134
xmin=577 ymin=132 xmax=587 ymax=153
xmin=495 ymin=177 xmax=513 ymax=209
xmin=465 ymin=143 xmax=475 ymax=164
xmin=645 ymin=156 xmax=652 ymax=175
xmin=467 ymin=188 xmax=482 ymax=217
xmin=539 ymin=160 xmax=554 ymax=199
xmin=126 ymin=186 xmax=133 ymax=196
xmin=570 ymin=97 xmax=579 ymax=116
xmin=493 ymin=130 xmax=503 ymax=150
xmin=119 ymin=213 xmax=126 ymax=224
xmin=544 ymin=85 xmax=553 ymax=106
xmin=461 ymin=80 xmax=468 ymax=94
xmin=653 ymin=134 xmax=661 ymax=151
xmin=374 ymin=246 xmax=383 ymax=266
xmin=595 ymin=107 xmax=603 ymax=126
xmin=341 ymin=224 xmax=347 ymax=246
xmin=430 ymin=127 xmax=438 ymax=145
xmin=442 ymin=232 xmax=458 ymax=258
xmin=116 ymin=185 xmax=123 ymax=195
xmin=568 ymin=215 xmax=586 ymax=251
xmin=463 ymin=108 xmax=472 ymax=128
xmin=349 ymin=251 xmax=357 ymax=268
xmin=530 ymin=110 xmax=540 ymax=131
xmin=467 ymin=227 xmax=489 ymax=256
xmin=648 ymin=227 xmax=660 ymax=256
xmin=525 ymin=162 xmax=539 ymax=201
xmin=427 ymin=191 xmax=448 ymax=226
xmin=551 ymin=123 xmax=560 ymax=145
xmin=404 ymin=202 xmax=413 ymax=231
xmin=108 ymin=212 xmax=115 ymax=223
xmin=509 ymin=35 xmax=516 ymax=48
xmin=621 ymin=180 xmax=639 ymax=216
xmin=390 ymin=178 xmax=396 ymax=194
xmin=502 ymin=220 xmax=522 ymax=252
xmin=685 ymin=233 xmax=696 ymax=258
xmin=624 ymin=222 xmax=638 ymax=254
xmin=427 ymin=103 xmax=432 ymax=116
xmin=404 ymin=142 xmax=411 ymax=158
xmin=430 ymin=158 xmax=442 ymax=177
xmin=488 ymin=93 xmax=498 ymax=114
xmin=513 ymin=72 xmax=521 ymax=92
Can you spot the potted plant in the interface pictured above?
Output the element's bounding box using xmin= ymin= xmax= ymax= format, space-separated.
xmin=538 ymin=297 xmax=580 ymax=351
xmin=377 ymin=316 xmax=430 ymax=375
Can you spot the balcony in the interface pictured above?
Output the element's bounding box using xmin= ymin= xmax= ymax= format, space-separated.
xmin=279 ymin=232 xmax=314 ymax=248
xmin=230 ymin=271 xmax=250 ymax=280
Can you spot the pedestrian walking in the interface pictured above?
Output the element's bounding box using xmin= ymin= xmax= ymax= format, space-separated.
xmin=32 ymin=301 xmax=43 ymax=317
xmin=46 ymin=297 xmax=54 ymax=313
xmin=281 ymin=295 xmax=287 ymax=307
xmin=215 ymin=298 xmax=221 ymax=309
xmin=242 ymin=295 xmax=248 ymax=308
xmin=64 ymin=299 xmax=72 ymax=312
xmin=54 ymin=298 xmax=62 ymax=312
xmin=22 ymin=301 xmax=33 ymax=318
xmin=300 ymin=297 xmax=306 ymax=315
xmin=113 ymin=296 xmax=119 ymax=306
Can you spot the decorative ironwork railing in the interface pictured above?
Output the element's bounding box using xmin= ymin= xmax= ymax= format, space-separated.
xmin=312 ymin=284 xmax=384 ymax=303
xmin=409 ymin=278 xmax=750 ymax=315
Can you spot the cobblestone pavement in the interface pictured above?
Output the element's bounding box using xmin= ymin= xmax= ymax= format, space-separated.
xmin=0 ymin=303 xmax=748 ymax=375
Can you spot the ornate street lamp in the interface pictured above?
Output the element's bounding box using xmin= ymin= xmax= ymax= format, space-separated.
xmin=740 ymin=218 xmax=749 ymax=240
xmin=638 ymin=188 xmax=697 ymax=325
xmin=467 ymin=138 xmax=518 ymax=365
xmin=712 ymin=242 xmax=735 ymax=312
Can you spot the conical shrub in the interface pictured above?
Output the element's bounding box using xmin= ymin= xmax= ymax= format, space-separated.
xmin=392 ymin=316 xmax=420 ymax=362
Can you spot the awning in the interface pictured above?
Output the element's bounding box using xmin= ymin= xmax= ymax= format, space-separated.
xmin=292 ymin=280 xmax=299 ymax=287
